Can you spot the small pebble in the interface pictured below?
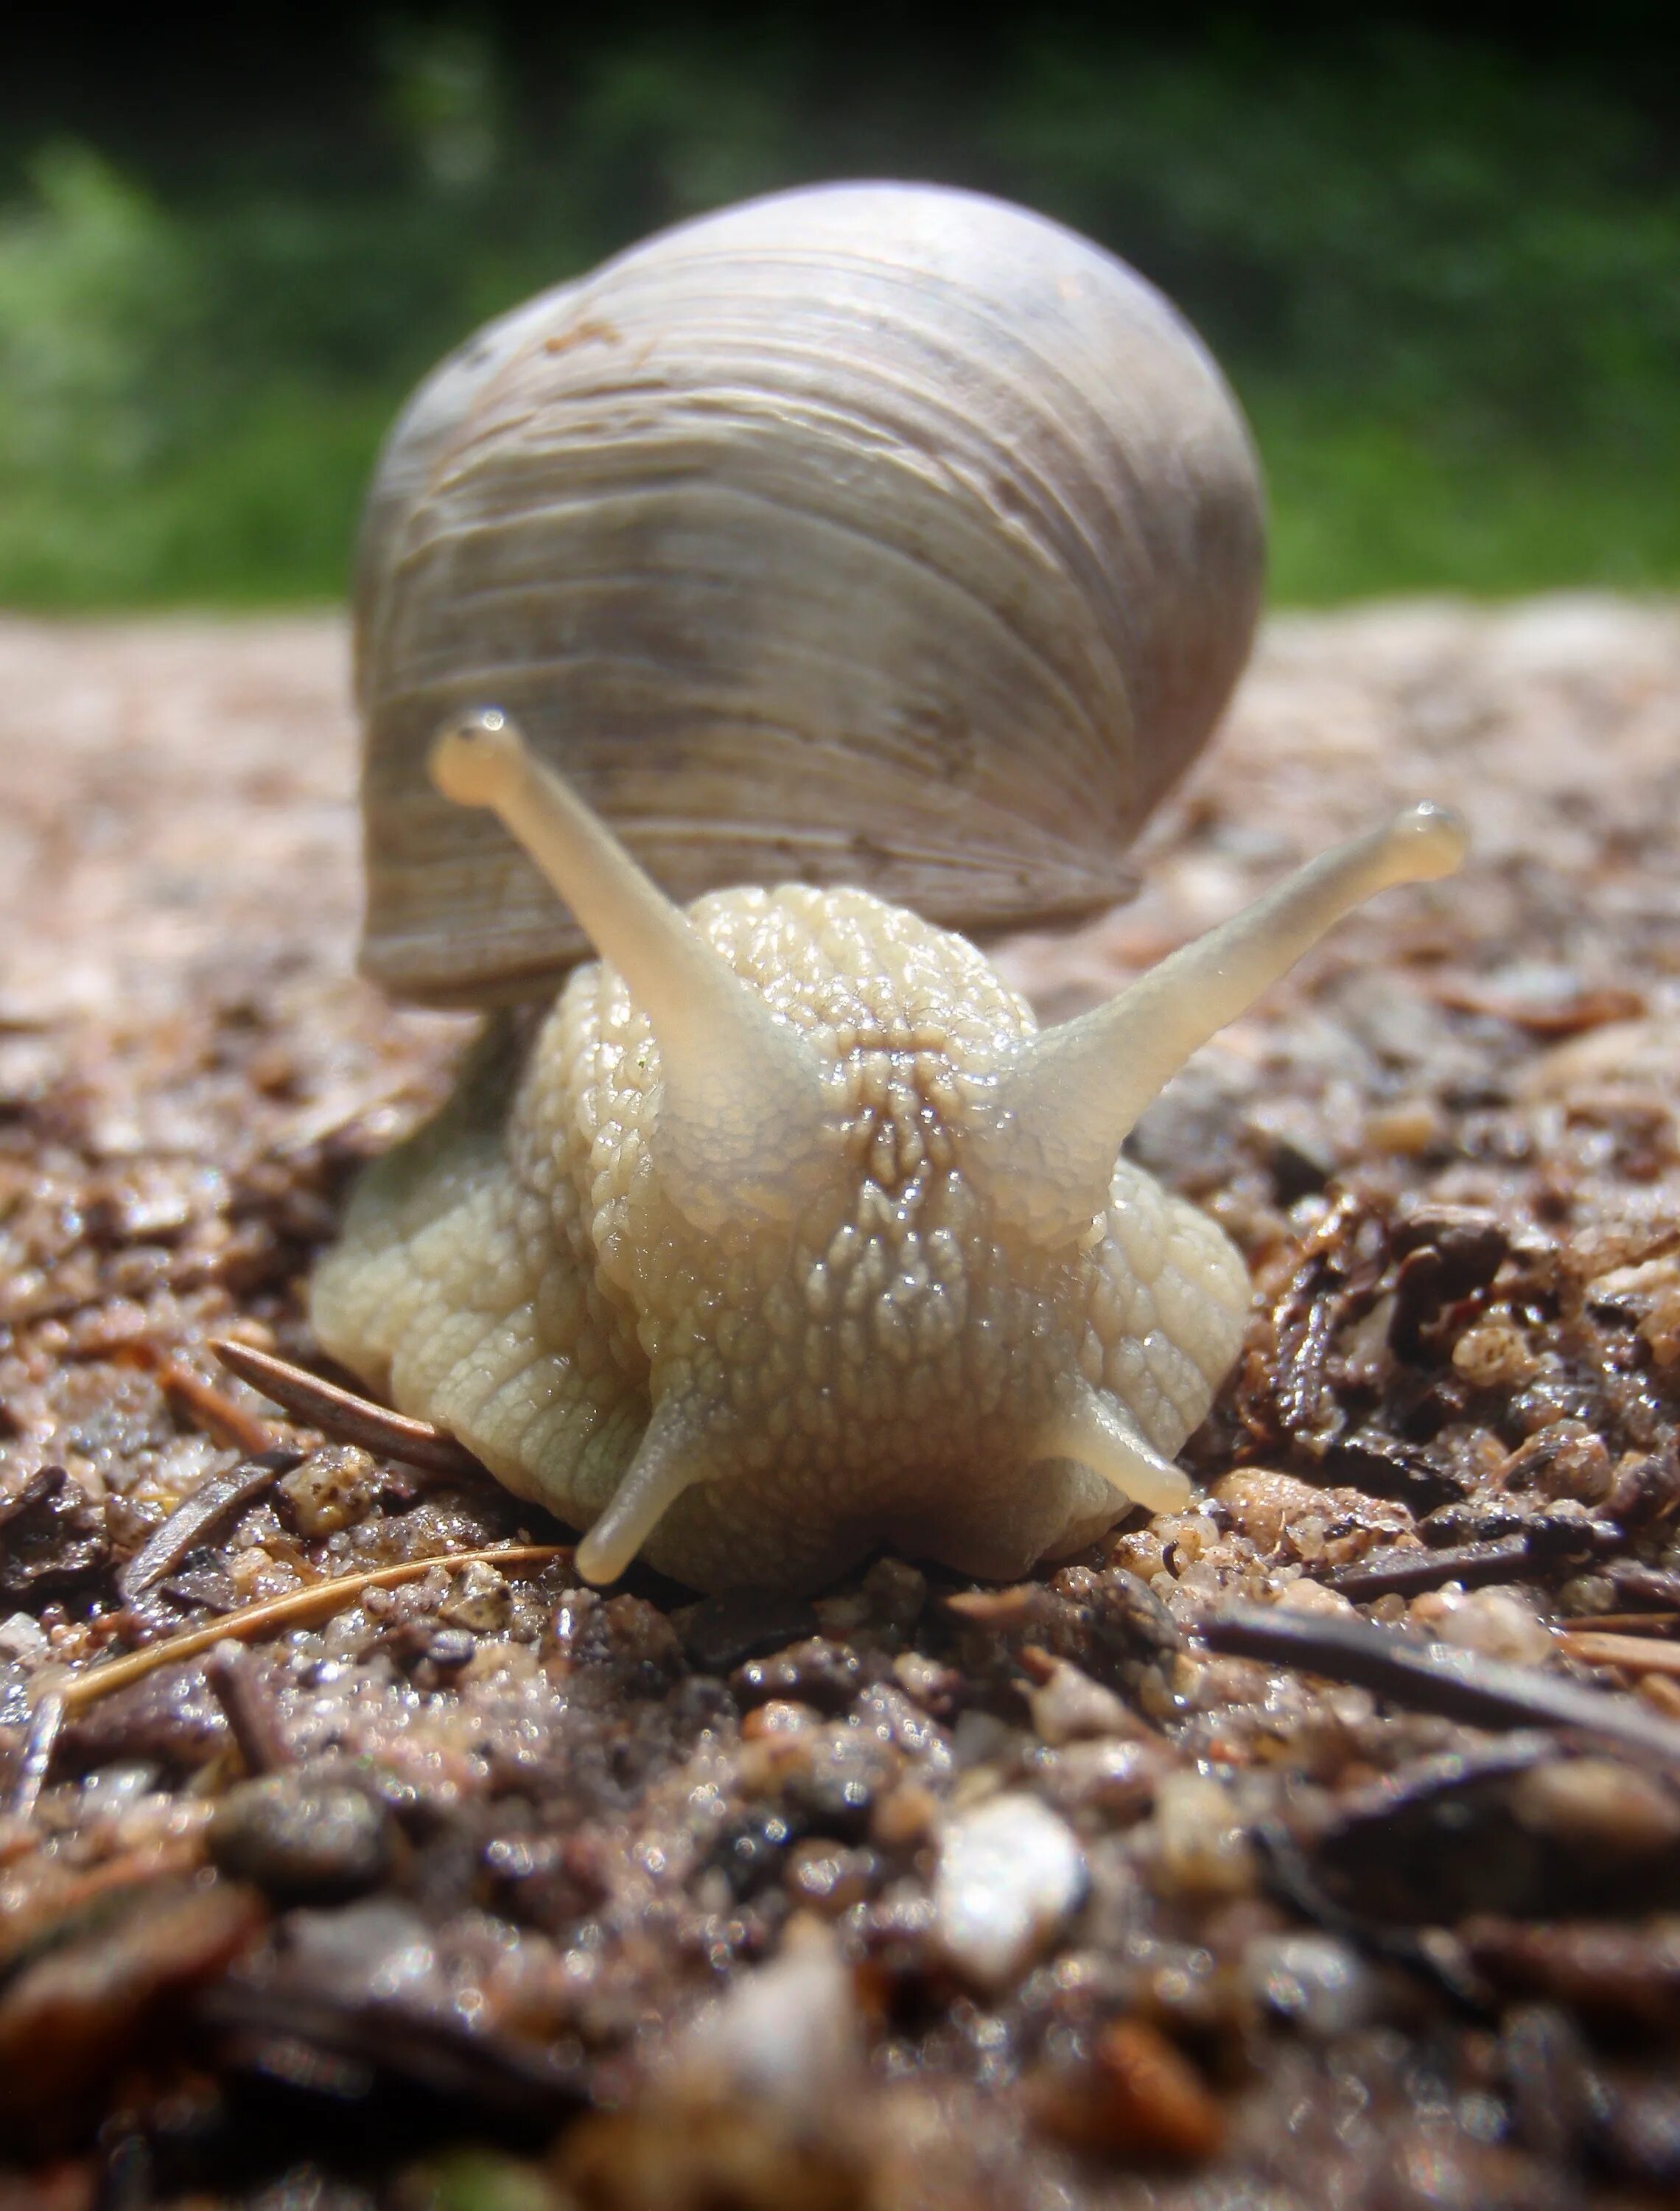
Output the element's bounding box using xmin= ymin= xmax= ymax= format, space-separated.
xmin=1211 ymin=1470 xmax=1330 ymax=1554
xmin=1037 ymin=1737 xmax=1166 ymax=1824
xmin=440 ymin=1559 xmax=514 ymax=1633
xmin=1555 ymin=1573 xmax=1617 ymax=1617
xmin=1412 ymin=1586 xmax=1554 ymax=1667
xmin=284 ymin=1896 xmax=439 ymax=1998
xmin=740 ymin=1697 xmax=818 ymax=1741
xmin=870 ymin=1780 xmax=939 ymax=1851
xmin=424 ymin=1627 xmax=477 ymax=1671
xmin=784 ymin=1838 xmax=877 ymax=1915
xmin=1273 ymin=1578 xmax=1359 ymax=1620
xmin=1452 ymin=1319 xmax=1540 ymax=1389
xmin=951 ymin=1708 xmax=1021 ymax=1771
xmin=732 ymin=1637 xmax=863 ymax=1714
xmin=1510 ymin=1423 xmax=1614 ymax=1506
xmin=208 ymin=1770 xmax=394 ymax=1899
xmin=1026 ymin=1655 xmax=1133 ymax=1745
xmin=1152 ymin=1772 xmax=1256 ymax=1900
xmin=812 ymin=1591 xmax=871 ymax=1638
xmin=783 ymin=1725 xmax=900 ymax=1840
xmin=0 ymin=1613 xmax=49 ymax=1663
xmin=1365 ymin=1097 xmax=1447 ymax=1156
xmin=933 ymin=1792 xmax=1085 ymax=1991
xmin=277 ymin=1445 xmax=381 ymax=1537
xmin=77 ymin=1762 xmax=164 ymax=1821
xmin=674 ymin=1918 xmax=860 ymax=2118
xmin=1035 ymin=2017 xmax=1224 ymax=2162
xmin=892 ymin=1649 xmax=964 ymax=1716
xmin=1511 ymin=1757 xmax=1680 ymax=1857
xmin=858 ymin=1555 xmax=926 ymax=1635
xmin=1245 ymin=1932 xmax=1377 ymax=2036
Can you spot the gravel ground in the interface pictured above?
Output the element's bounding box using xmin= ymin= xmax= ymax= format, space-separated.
xmin=3 ymin=599 xmax=1680 ymax=2209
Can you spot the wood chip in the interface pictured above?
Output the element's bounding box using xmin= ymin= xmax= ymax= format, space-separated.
xmin=118 ymin=1450 xmax=302 ymax=1603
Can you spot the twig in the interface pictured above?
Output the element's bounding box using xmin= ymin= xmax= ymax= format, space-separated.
xmin=1610 ymin=1562 xmax=1680 ymax=1610
xmin=1557 ymin=1630 xmax=1680 ymax=1678
xmin=202 ymin=1639 xmax=296 ymax=1772
xmin=209 ymin=1338 xmax=485 ymax=1480
xmin=1323 ymin=1536 xmax=1530 ymax=1600
xmin=1329 ymin=1512 xmax=1625 ymax=1601
xmin=7 ymin=1688 xmax=63 ymax=1819
xmin=1197 ymin=1601 xmax=1680 ymax=1769
xmin=53 ymin=1545 xmax=572 ymax=1713
xmin=118 ymin=1449 xmax=303 ymax=1604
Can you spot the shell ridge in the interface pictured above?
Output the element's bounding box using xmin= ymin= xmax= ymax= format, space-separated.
xmin=381 ymin=477 xmax=1129 ymax=780
xmin=357 ymin=181 xmax=1261 ymax=998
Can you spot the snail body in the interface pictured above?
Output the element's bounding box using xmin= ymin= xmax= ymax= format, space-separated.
xmin=312 ymin=185 xmax=1467 ymax=1594
xmin=315 ymin=736 xmax=1253 ymax=1592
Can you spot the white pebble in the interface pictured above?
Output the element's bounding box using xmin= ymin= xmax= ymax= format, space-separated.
xmin=676 ymin=1918 xmax=860 ymax=2117
xmin=1026 ymin=1656 xmax=1133 ymax=1744
xmin=1245 ymin=1932 xmax=1377 ymax=2036
xmin=933 ymin=1792 xmax=1085 ymax=1991
xmin=0 ymin=1612 xmax=49 ymax=1663
xmin=440 ymin=1558 xmax=514 ymax=1632
xmin=1512 ymin=1757 xmax=1680 ymax=1854
xmin=1154 ymin=1772 xmax=1256 ymax=1899
xmin=278 ymin=1444 xmax=381 ymax=1536
xmin=1412 ymin=1585 xmax=1553 ymax=1667
xmin=1274 ymin=1578 xmax=1359 ymax=1620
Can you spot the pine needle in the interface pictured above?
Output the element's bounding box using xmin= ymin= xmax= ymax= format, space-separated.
xmin=209 ymin=1337 xmax=483 ymax=1479
xmin=54 ymin=1545 xmax=573 ymax=1713
xmin=1558 ymin=1630 xmax=1680 ymax=1677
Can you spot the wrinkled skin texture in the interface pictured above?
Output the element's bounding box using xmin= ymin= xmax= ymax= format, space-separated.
xmin=311 ymin=884 xmax=1250 ymax=1592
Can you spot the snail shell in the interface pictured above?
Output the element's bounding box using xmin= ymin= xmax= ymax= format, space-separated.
xmin=355 ymin=179 xmax=1264 ymax=1006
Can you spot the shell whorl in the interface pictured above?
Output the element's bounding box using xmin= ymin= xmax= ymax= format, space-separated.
xmin=356 ymin=179 xmax=1265 ymax=1006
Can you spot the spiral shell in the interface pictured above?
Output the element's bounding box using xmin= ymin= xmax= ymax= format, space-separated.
xmin=355 ymin=179 xmax=1264 ymax=1005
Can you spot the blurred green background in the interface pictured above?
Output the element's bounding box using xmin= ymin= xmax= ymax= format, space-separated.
xmin=1 ymin=10 xmax=1675 ymax=608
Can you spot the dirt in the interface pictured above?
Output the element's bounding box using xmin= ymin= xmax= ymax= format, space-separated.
xmin=3 ymin=598 xmax=1680 ymax=2208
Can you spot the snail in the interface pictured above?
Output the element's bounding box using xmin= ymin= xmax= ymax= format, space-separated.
xmin=310 ymin=181 xmax=1467 ymax=1595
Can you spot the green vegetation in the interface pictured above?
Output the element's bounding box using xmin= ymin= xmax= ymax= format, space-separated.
xmin=1 ymin=24 xmax=1676 ymax=607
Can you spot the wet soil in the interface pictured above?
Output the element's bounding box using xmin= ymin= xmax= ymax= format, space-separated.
xmin=3 ymin=599 xmax=1680 ymax=2209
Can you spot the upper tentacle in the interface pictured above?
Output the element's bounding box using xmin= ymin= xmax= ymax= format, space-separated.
xmin=431 ymin=710 xmax=840 ymax=1234
xmin=966 ymin=803 xmax=1468 ymax=1246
